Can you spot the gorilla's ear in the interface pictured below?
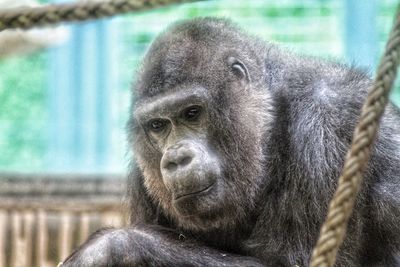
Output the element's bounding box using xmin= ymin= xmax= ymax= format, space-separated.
xmin=227 ymin=56 xmax=251 ymax=83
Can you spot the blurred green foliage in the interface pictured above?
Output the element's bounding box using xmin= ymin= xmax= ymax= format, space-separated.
xmin=0 ymin=53 xmax=47 ymax=170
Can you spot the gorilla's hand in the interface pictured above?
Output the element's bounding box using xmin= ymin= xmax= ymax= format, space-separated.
xmin=61 ymin=228 xmax=141 ymax=267
xmin=61 ymin=224 xmax=265 ymax=267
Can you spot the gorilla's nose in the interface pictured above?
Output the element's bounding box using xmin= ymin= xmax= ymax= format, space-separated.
xmin=163 ymin=153 xmax=192 ymax=172
xmin=161 ymin=146 xmax=194 ymax=174
xmin=160 ymin=141 xmax=220 ymax=202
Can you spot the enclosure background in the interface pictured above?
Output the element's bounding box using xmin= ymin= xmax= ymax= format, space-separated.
xmin=0 ymin=0 xmax=398 ymax=173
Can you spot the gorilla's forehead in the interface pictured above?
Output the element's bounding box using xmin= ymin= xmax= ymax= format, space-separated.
xmin=135 ymin=42 xmax=222 ymax=98
xmin=134 ymin=86 xmax=210 ymax=120
xmin=135 ymin=23 xmax=246 ymax=98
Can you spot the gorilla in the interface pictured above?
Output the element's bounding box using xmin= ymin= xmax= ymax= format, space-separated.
xmin=62 ymin=17 xmax=400 ymax=266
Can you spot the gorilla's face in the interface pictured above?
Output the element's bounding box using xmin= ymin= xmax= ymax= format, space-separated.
xmin=132 ymin=79 xmax=271 ymax=231
xmin=135 ymin=87 xmax=224 ymax=218
xmin=130 ymin=25 xmax=272 ymax=230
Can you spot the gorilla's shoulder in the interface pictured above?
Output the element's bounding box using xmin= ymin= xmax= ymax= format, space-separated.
xmin=280 ymin=56 xmax=372 ymax=108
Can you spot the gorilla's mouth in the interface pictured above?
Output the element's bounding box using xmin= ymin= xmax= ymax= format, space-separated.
xmin=174 ymin=182 xmax=215 ymax=201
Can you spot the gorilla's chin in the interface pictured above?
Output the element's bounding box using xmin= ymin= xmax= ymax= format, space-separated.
xmin=172 ymin=183 xmax=218 ymax=217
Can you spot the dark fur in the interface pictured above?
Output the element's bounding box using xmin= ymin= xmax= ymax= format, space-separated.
xmin=63 ymin=17 xmax=400 ymax=267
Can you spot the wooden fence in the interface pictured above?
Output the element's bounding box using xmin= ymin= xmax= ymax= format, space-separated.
xmin=0 ymin=173 xmax=127 ymax=267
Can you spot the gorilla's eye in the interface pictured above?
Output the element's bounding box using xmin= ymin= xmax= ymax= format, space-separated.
xmin=182 ymin=105 xmax=202 ymax=121
xmin=148 ymin=119 xmax=168 ymax=133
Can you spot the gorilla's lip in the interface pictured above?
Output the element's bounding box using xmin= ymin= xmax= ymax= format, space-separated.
xmin=174 ymin=183 xmax=215 ymax=200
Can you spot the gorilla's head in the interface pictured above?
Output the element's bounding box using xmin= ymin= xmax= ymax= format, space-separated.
xmin=128 ymin=18 xmax=273 ymax=231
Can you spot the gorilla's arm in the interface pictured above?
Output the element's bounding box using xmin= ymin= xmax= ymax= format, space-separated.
xmin=61 ymin=168 xmax=267 ymax=267
xmin=61 ymin=224 xmax=265 ymax=267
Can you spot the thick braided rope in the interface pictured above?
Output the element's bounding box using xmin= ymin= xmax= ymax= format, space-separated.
xmin=310 ymin=7 xmax=400 ymax=267
xmin=0 ymin=0 xmax=199 ymax=32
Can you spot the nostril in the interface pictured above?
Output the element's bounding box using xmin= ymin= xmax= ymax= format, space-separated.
xmin=179 ymin=156 xmax=192 ymax=167
xmin=163 ymin=156 xmax=192 ymax=172
xmin=166 ymin=162 xmax=178 ymax=172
